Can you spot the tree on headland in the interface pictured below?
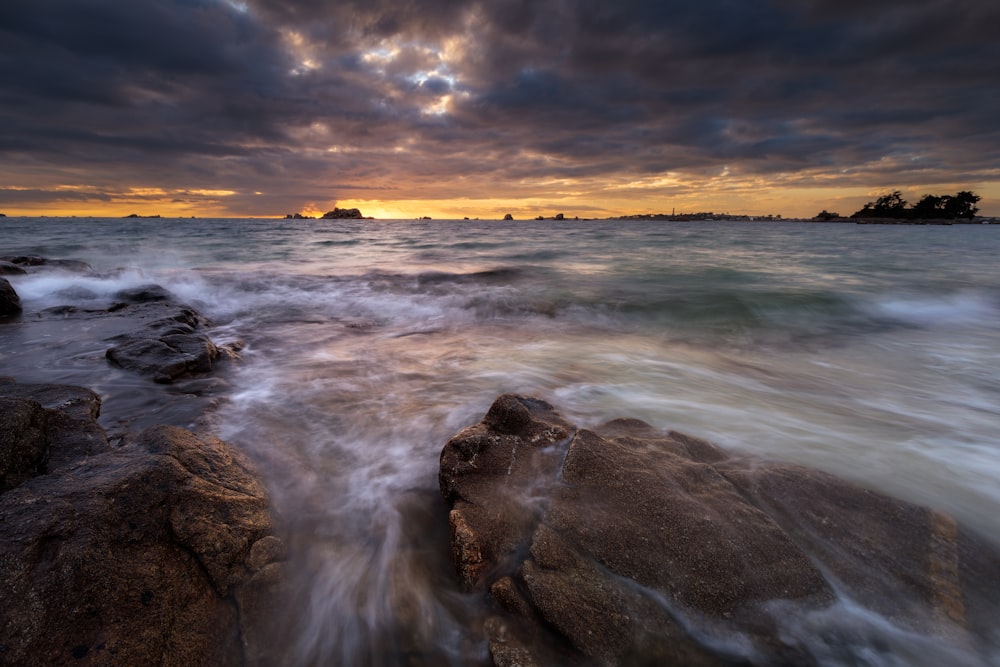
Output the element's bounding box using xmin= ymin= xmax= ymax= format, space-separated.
xmin=851 ymin=190 xmax=980 ymax=220
xmin=851 ymin=191 xmax=908 ymax=218
xmin=813 ymin=210 xmax=841 ymax=221
xmin=910 ymin=192 xmax=980 ymax=219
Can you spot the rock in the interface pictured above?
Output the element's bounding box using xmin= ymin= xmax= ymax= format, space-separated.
xmin=107 ymin=332 xmax=223 ymax=383
xmin=503 ymin=213 xmax=514 ymax=221
xmin=114 ymin=283 xmax=175 ymax=303
xmin=0 ymin=260 xmax=27 ymax=275
xmin=440 ymin=395 xmax=1000 ymax=666
xmin=0 ymin=255 xmax=95 ymax=274
xmin=0 ymin=381 xmax=108 ymax=487
xmin=0 ymin=277 xmax=22 ymax=318
xmin=103 ymin=285 xmax=233 ymax=383
xmin=0 ymin=380 xmax=287 ymax=666
xmin=321 ymin=207 xmax=364 ymax=219
xmin=0 ymin=397 xmax=49 ymax=492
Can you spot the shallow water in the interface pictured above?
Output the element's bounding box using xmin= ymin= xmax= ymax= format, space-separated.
xmin=2 ymin=217 xmax=999 ymax=664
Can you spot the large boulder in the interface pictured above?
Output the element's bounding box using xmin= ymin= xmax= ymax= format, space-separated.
xmin=441 ymin=395 xmax=1000 ymax=666
xmin=0 ymin=380 xmax=286 ymax=666
xmin=0 ymin=276 xmax=22 ymax=318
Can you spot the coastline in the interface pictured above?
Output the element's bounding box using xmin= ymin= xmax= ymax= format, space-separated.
xmin=2 ymin=222 xmax=1000 ymax=665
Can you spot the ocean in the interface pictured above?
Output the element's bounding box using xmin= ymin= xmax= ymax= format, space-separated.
xmin=2 ymin=217 xmax=998 ymax=665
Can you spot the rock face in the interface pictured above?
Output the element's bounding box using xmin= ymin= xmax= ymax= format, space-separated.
xmin=0 ymin=276 xmax=22 ymax=318
xmin=440 ymin=395 xmax=1000 ymax=666
xmin=0 ymin=380 xmax=286 ymax=666
xmin=104 ymin=284 xmax=241 ymax=383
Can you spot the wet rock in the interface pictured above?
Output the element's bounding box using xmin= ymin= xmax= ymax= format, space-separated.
xmin=440 ymin=395 xmax=1000 ymax=666
xmin=0 ymin=260 xmax=27 ymax=275
xmin=0 ymin=380 xmax=287 ymax=666
xmin=0 ymin=381 xmax=108 ymax=487
xmin=114 ymin=283 xmax=174 ymax=303
xmin=0 ymin=255 xmax=95 ymax=274
xmin=107 ymin=332 xmax=223 ymax=383
xmin=0 ymin=276 xmax=22 ymax=318
xmin=0 ymin=397 xmax=48 ymax=491
xmin=103 ymin=286 xmax=235 ymax=384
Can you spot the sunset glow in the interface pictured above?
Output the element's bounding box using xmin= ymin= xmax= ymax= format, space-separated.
xmin=1 ymin=1 xmax=998 ymax=219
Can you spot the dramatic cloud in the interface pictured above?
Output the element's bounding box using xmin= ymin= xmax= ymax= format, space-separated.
xmin=1 ymin=0 xmax=998 ymax=217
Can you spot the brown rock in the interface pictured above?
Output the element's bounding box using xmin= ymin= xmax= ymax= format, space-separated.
xmin=0 ymin=397 xmax=49 ymax=491
xmin=0 ymin=381 xmax=108 ymax=483
xmin=439 ymin=394 xmax=572 ymax=591
xmin=440 ymin=395 xmax=1000 ymax=666
xmin=0 ymin=381 xmax=287 ymax=666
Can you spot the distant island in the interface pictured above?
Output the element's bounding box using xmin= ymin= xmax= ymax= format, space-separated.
xmin=124 ymin=213 xmax=161 ymax=219
xmin=285 ymin=208 xmax=368 ymax=219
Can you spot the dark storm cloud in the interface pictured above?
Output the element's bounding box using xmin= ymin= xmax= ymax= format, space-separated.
xmin=1 ymin=0 xmax=998 ymax=213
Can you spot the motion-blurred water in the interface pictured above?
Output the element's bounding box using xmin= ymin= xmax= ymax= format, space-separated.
xmin=2 ymin=217 xmax=998 ymax=665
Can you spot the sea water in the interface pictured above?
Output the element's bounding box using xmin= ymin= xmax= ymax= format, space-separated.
xmin=2 ymin=217 xmax=999 ymax=665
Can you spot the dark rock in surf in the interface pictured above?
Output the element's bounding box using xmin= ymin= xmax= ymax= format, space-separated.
xmin=440 ymin=394 xmax=1000 ymax=666
xmin=0 ymin=380 xmax=287 ymax=666
xmin=104 ymin=284 xmax=240 ymax=383
xmin=0 ymin=260 xmax=27 ymax=275
xmin=0 ymin=277 xmax=22 ymax=318
xmin=114 ymin=283 xmax=175 ymax=303
xmin=0 ymin=380 xmax=107 ymax=492
xmin=0 ymin=255 xmax=95 ymax=274
xmin=106 ymin=333 xmax=225 ymax=383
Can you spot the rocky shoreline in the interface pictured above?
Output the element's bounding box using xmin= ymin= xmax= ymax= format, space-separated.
xmin=3 ymin=263 xmax=1000 ymax=665
xmin=0 ymin=378 xmax=288 ymax=665
xmin=2 ymin=258 xmax=288 ymax=664
xmin=440 ymin=395 xmax=1000 ymax=666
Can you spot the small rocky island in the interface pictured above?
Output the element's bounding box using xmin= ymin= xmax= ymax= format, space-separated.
xmin=322 ymin=207 xmax=365 ymax=219
xmin=285 ymin=208 xmax=367 ymax=219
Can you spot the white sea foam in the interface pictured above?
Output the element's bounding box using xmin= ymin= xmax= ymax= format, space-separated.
xmin=871 ymin=291 xmax=997 ymax=327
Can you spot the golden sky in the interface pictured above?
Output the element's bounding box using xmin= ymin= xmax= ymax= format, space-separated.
xmin=2 ymin=0 xmax=998 ymax=219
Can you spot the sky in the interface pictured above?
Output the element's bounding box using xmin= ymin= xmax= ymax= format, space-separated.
xmin=1 ymin=0 xmax=999 ymax=220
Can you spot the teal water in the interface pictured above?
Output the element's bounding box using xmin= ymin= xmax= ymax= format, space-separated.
xmin=2 ymin=217 xmax=999 ymax=665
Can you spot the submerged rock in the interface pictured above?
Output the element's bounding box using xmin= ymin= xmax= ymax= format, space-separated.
xmin=0 ymin=277 xmax=22 ymax=318
xmin=0 ymin=380 xmax=287 ymax=666
xmin=440 ymin=394 xmax=1000 ymax=666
